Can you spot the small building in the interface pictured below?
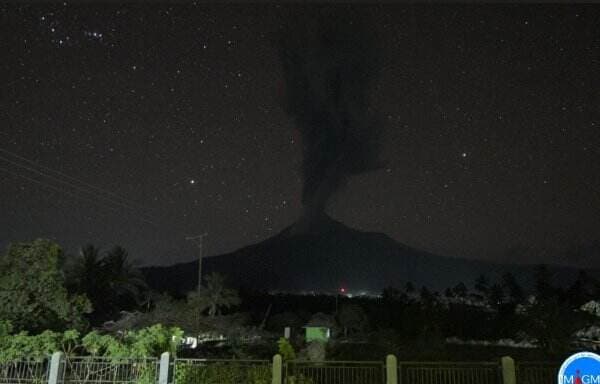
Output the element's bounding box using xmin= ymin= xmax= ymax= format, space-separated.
xmin=303 ymin=312 xmax=334 ymax=343
xmin=303 ymin=326 xmax=330 ymax=343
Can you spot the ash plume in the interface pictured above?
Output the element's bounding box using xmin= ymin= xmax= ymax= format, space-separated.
xmin=277 ymin=7 xmax=383 ymax=222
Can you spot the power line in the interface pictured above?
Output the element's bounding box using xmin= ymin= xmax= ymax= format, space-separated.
xmin=0 ymin=147 xmax=215 ymax=247
xmin=0 ymin=166 xmax=157 ymax=226
xmin=0 ymin=153 xmax=158 ymax=222
xmin=0 ymin=148 xmax=154 ymax=212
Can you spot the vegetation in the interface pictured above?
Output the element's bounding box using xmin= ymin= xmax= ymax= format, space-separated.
xmin=0 ymin=320 xmax=182 ymax=362
xmin=337 ymin=304 xmax=368 ymax=336
xmin=201 ymin=273 xmax=241 ymax=317
xmin=0 ymin=239 xmax=92 ymax=333
xmin=66 ymin=244 xmax=148 ymax=324
xmin=277 ymin=337 xmax=296 ymax=361
xmin=1 ymin=239 xmax=598 ymax=363
xmin=304 ymin=341 xmax=326 ymax=362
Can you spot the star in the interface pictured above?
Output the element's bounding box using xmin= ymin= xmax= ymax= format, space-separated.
xmin=4 ymin=3 xmax=600 ymax=271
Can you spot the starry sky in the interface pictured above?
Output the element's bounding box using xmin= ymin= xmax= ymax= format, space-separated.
xmin=1 ymin=4 xmax=599 ymax=268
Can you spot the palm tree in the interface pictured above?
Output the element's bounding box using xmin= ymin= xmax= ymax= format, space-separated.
xmin=67 ymin=244 xmax=105 ymax=304
xmin=68 ymin=244 xmax=147 ymax=323
xmin=103 ymin=246 xmax=148 ymax=308
xmin=199 ymin=273 xmax=240 ymax=317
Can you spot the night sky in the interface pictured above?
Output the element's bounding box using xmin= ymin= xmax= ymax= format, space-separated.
xmin=2 ymin=4 xmax=599 ymax=268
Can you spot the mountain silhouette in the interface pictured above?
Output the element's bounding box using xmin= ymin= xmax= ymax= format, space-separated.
xmin=142 ymin=215 xmax=589 ymax=295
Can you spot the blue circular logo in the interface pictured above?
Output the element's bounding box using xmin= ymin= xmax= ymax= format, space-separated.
xmin=558 ymin=352 xmax=600 ymax=384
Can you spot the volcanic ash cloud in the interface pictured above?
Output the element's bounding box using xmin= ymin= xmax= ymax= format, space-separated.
xmin=277 ymin=7 xmax=383 ymax=226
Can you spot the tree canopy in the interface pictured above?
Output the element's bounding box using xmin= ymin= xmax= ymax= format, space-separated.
xmin=66 ymin=244 xmax=148 ymax=324
xmin=0 ymin=239 xmax=91 ymax=333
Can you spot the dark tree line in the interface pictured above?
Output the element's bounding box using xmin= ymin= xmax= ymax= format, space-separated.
xmin=0 ymin=239 xmax=150 ymax=333
xmin=240 ymin=266 xmax=600 ymax=360
xmin=65 ymin=244 xmax=149 ymax=324
xmin=2 ymin=240 xmax=599 ymax=361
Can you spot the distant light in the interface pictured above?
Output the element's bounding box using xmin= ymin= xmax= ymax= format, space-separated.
xmin=189 ymin=179 xmax=195 ymax=184
xmin=340 ymin=287 xmax=346 ymax=293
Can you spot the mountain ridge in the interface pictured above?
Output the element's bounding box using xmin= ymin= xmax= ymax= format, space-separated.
xmin=142 ymin=216 xmax=592 ymax=295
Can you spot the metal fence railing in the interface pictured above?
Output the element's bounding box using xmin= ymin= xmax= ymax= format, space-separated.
xmin=284 ymin=360 xmax=385 ymax=384
xmin=516 ymin=362 xmax=560 ymax=384
xmin=0 ymin=354 xmax=565 ymax=384
xmin=397 ymin=361 xmax=502 ymax=384
xmin=173 ymin=358 xmax=271 ymax=384
xmin=61 ymin=357 xmax=159 ymax=384
xmin=0 ymin=359 xmax=50 ymax=384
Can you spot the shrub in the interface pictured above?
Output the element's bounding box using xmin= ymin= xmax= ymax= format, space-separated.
xmin=277 ymin=337 xmax=296 ymax=361
xmin=0 ymin=324 xmax=183 ymax=361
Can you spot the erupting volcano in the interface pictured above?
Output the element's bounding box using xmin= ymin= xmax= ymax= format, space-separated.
xmin=277 ymin=7 xmax=383 ymax=235
xmin=141 ymin=8 xmax=594 ymax=295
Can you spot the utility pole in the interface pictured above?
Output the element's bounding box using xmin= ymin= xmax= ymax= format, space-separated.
xmin=186 ymin=233 xmax=208 ymax=292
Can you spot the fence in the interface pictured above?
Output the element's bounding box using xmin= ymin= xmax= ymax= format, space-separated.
xmin=0 ymin=359 xmax=49 ymax=384
xmin=285 ymin=360 xmax=385 ymax=384
xmin=397 ymin=361 xmax=502 ymax=384
xmin=173 ymin=358 xmax=271 ymax=384
xmin=516 ymin=362 xmax=560 ymax=384
xmin=61 ymin=357 xmax=160 ymax=384
xmin=0 ymin=353 xmax=560 ymax=384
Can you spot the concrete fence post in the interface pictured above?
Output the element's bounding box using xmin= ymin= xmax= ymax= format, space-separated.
xmin=386 ymin=354 xmax=398 ymax=384
xmin=272 ymin=354 xmax=283 ymax=384
xmin=501 ymin=356 xmax=516 ymax=384
xmin=159 ymin=352 xmax=170 ymax=384
xmin=48 ymin=352 xmax=64 ymax=384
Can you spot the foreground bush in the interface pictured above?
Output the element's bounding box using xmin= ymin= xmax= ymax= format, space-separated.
xmin=0 ymin=321 xmax=183 ymax=362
